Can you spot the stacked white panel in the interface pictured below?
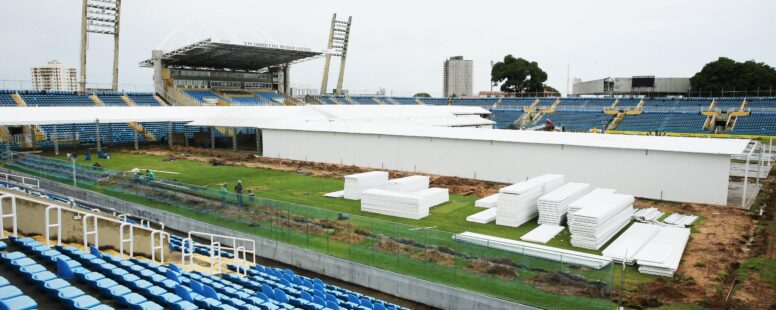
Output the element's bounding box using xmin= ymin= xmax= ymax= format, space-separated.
xmin=601 ymin=223 xmax=661 ymax=264
xmin=360 ymin=188 xmax=449 ymax=219
xmin=537 ymin=182 xmax=591 ymax=225
xmin=567 ymin=188 xmax=618 ymax=225
xmin=382 ymin=175 xmax=430 ymax=193
xmin=633 ymin=226 xmax=690 ymax=277
xmin=495 ymin=174 xmax=566 ymax=228
xmin=569 ymin=193 xmax=634 ymax=250
xmin=495 ymin=182 xmax=543 ymax=227
xmin=343 ymin=171 xmax=389 ymax=200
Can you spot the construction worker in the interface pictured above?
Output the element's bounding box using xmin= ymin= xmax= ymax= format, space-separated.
xmin=234 ymin=180 xmax=244 ymax=207
xmin=220 ymin=183 xmax=228 ymax=207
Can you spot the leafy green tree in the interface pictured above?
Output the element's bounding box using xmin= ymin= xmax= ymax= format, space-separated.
xmin=491 ymin=55 xmax=548 ymax=94
xmin=544 ymin=85 xmax=561 ymax=96
xmin=690 ymin=57 xmax=776 ymax=96
xmin=413 ymin=93 xmax=431 ymax=97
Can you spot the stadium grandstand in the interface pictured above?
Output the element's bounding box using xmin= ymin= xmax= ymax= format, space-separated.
xmin=139 ymin=38 xmax=322 ymax=107
xmin=308 ymin=94 xmax=776 ymax=135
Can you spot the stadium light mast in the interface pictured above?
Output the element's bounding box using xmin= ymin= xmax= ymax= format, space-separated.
xmin=320 ymin=14 xmax=352 ymax=95
xmin=80 ymin=0 xmax=122 ymax=92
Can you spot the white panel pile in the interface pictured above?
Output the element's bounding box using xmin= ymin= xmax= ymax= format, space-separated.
xmin=567 ymin=188 xmax=618 ymax=224
xmin=537 ymin=182 xmax=591 ymax=225
xmin=569 ymin=193 xmax=635 ymax=250
xmin=453 ymin=232 xmax=612 ymax=269
xmin=520 ymin=225 xmax=565 ymax=244
xmin=474 ymin=194 xmax=499 ymax=208
xmin=495 ymin=182 xmax=543 ymax=227
xmin=495 ymin=174 xmax=565 ymax=228
xmin=633 ymin=207 xmax=663 ymax=222
xmin=360 ymin=188 xmax=449 ymax=219
xmin=601 ymin=223 xmax=661 ymax=264
xmin=382 ymin=176 xmax=430 ymax=193
xmin=527 ymin=174 xmax=566 ymax=193
xmin=662 ymin=214 xmax=699 ymax=227
xmin=343 ymin=171 xmax=389 ymax=200
xmin=466 ymin=208 xmax=498 ymax=224
xmin=633 ymin=226 xmax=691 ymax=277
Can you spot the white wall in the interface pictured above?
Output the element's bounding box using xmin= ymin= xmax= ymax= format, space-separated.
xmin=264 ymin=129 xmax=731 ymax=205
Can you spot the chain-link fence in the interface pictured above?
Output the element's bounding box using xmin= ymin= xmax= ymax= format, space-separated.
xmin=4 ymin=153 xmax=614 ymax=309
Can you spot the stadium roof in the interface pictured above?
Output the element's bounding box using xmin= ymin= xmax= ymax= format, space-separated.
xmin=138 ymin=39 xmax=323 ymax=71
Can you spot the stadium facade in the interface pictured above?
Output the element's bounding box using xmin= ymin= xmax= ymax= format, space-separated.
xmin=572 ymin=76 xmax=691 ymax=96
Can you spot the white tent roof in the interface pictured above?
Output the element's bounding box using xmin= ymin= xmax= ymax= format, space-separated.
xmin=0 ymin=105 xmax=748 ymax=155
xmin=0 ymin=105 xmax=492 ymax=127
xmin=256 ymin=121 xmax=750 ymax=155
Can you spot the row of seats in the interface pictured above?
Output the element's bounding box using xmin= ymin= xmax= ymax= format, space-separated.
xmin=0 ymin=239 xmax=38 ymax=310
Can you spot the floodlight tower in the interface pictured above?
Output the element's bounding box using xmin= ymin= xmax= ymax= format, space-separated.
xmin=320 ymin=14 xmax=352 ymax=95
xmin=80 ymin=0 xmax=122 ymax=92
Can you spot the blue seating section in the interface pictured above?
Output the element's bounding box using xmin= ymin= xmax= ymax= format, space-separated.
xmin=417 ymin=98 xmax=448 ymax=105
xmin=490 ymin=109 xmax=524 ymax=129
xmin=732 ymin=112 xmax=776 ymax=135
xmin=8 ymin=237 xmax=405 ymax=310
xmin=499 ymin=98 xmax=536 ymax=107
xmin=229 ymin=96 xmax=266 ymax=105
xmin=184 ymin=90 xmax=223 ymax=104
xmin=254 ymin=92 xmax=284 ymax=104
xmin=615 ymin=112 xmax=706 ymax=133
xmin=0 ymin=94 xmax=17 ymax=107
xmin=392 ymin=97 xmax=418 ymax=105
xmin=347 ymin=97 xmax=378 ymax=105
xmin=168 ymin=235 xmax=234 ymax=259
xmin=96 ymin=96 xmax=127 ymax=107
xmin=538 ymin=111 xmax=613 ymax=132
xmin=21 ymin=93 xmax=95 ymax=107
xmin=451 ymin=98 xmax=497 ymax=107
xmin=126 ymin=94 xmax=162 ymax=106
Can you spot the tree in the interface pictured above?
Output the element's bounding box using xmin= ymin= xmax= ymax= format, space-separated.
xmin=690 ymin=57 xmax=776 ymax=96
xmin=413 ymin=93 xmax=431 ymax=97
xmin=544 ymin=85 xmax=561 ymax=96
xmin=491 ymin=55 xmax=548 ymax=95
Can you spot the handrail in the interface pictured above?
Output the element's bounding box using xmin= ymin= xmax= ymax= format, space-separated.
xmin=0 ymin=194 xmax=17 ymax=239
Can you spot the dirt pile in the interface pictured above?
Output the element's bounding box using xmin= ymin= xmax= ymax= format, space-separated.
xmin=374 ymin=237 xmax=415 ymax=255
xmin=465 ymin=259 xmax=517 ymax=280
xmin=410 ymin=248 xmax=456 ymax=267
xmin=528 ymin=271 xmax=610 ymax=299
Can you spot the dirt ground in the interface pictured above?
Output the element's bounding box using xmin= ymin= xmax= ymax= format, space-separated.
xmin=127 ymin=146 xmax=776 ymax=308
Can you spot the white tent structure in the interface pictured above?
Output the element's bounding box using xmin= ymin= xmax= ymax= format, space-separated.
xmin=0 ymin=105 xmax=754 ymax=205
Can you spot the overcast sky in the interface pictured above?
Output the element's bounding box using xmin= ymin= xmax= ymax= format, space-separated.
xmin=1 ymin=0 xmax=774 ymax=96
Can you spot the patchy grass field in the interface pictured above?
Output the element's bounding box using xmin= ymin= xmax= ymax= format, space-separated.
xmin=51 ymin=151 xmax=597 ymax=252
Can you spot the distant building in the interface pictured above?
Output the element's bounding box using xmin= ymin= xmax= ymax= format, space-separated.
xmin=31 ymin=60 xmax=78 ymax=91
xmin=572 ymin=76 xmax=690 ymax=96
xmin=443 ymin=56 xmax=473 ymax=97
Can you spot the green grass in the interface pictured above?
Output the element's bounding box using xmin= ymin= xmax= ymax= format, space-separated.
xmin=50 ymin=152 xmax=591 ymax=251
xmin=738 ymin=257 xmax=776 ymax=288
